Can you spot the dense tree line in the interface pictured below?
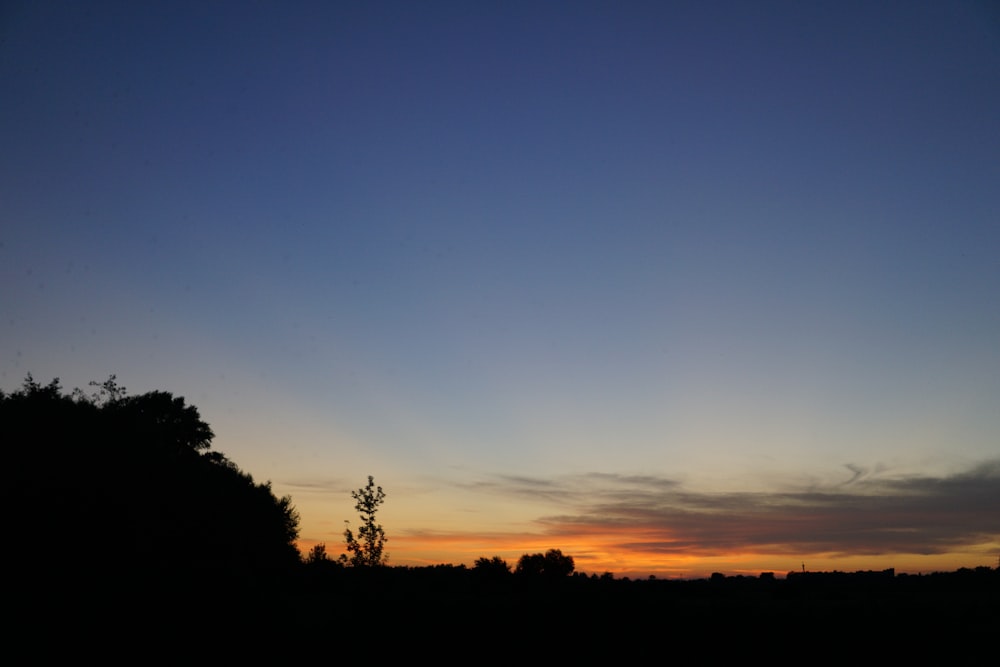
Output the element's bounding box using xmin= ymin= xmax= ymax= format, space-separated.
xmin=5 ymin=376 xmax=300 ymax=600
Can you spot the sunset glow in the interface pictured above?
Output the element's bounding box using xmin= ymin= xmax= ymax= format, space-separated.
xmin=292 ymin=463 xmax=1000 ymax=578
xmin=3 ymin=1 xmax=998 ymax=579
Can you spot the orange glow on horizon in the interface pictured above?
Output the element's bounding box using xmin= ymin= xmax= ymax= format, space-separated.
xmin=293 ymin=468 xmax=1000 ymax=580
xmin=297 ymin=529 xmax=998 ymax=579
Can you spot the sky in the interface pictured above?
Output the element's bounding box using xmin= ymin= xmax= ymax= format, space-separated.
xmin=2 ymin=0 xmax=999 ymax=578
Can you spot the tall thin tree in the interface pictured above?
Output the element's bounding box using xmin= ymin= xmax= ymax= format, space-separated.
xmin=343 ymin=475 xmax=387 ymax=567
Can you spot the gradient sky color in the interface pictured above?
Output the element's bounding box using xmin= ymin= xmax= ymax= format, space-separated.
xmin=3 ymin=1 xmax=999 ymax=578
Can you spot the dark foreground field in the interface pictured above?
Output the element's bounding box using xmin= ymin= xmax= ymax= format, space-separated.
xmin=293 ymin=565 xmax=999 ymax=661
xmin=20 ymin=564 xmax=993 ymax=663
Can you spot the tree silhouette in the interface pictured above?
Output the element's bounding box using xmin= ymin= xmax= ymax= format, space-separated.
xmin=343 ymin=475 xmax=388 ymax=567
xmin=3 ymin=375 xmax=301 ymax=583
xmin=515 ymin=549 xmax=575 ymax=579
xmin=306 ymin=542 xmax=330 ymax=564
xmin=473 ymin=556 xmax=512 ymax=588
xmin=474 ymin=555 xmax=512 ymax=576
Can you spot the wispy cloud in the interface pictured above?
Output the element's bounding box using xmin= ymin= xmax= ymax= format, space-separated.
xmin=414 ymin=461 xmax=1000 ymax=560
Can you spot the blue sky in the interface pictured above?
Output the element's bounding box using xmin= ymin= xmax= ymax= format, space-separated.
xmin=3 ymin=1 xmax=999 ymax=576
